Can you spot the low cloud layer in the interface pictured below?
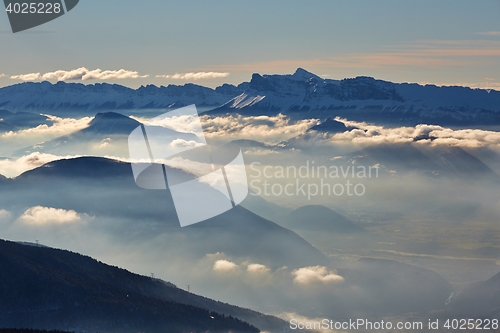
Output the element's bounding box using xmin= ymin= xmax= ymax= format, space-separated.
xmin=135 ymin=113 xmax=317 ymax=144
xmin=133 ymin=113 xmax=500 ymax=148
xmin=140 ymin=114 xmax=205 ymax=136
xmin=292 ymin=266 xmax=344 ymax=285
xmin=320 ymin=118 xmax=500 ymax=148
xmin=11 ymin=67 xmax=149 ymax=81
xmin=0 ymin=115 xmax=92 ymax=155
xmin=201 ymin=114 xmax=319 ymax=144
xmin=156 ymin=72 xmax=229 ymax=80
xmin=2 ymin=115 xmax=92 ymax=139
xmin=0 ymin=153 xmax=80 ymax=178
xmin=18 ymin=206 xmax=82 ymax=225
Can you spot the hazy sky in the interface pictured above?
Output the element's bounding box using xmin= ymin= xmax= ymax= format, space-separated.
xmin=1 ymin=0 xmax=499 ymax=89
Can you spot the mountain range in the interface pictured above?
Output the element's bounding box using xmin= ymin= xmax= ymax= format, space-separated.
xmin=0 ymin=156 xmax=457 ymax=320
xmin=1 ymin=69 xmax=500 ymax=126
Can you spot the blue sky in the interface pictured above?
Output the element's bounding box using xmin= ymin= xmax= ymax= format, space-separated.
xmin=1 ymin=0 xmax=499 ymax=89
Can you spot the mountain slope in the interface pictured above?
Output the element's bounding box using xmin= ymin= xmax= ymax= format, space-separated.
xmin=80 ymin=111 xmax=140 ymax=135
xmin=0 ymin=109 xmax=50 ymax=132
xmin=4 ymin=156 xmax=329 ymax=269
xmin=443 ymin=270 xmax=500 ymax=318
xmin=278 ymin=205 xmax=364 ymax=233
xmin=307 ymin=118 xmax=355 ymax=134
xmin=0 ymin=239 xmax=263 ymax=333
xmin=0 ymin=157 xmax=457 ymax=321
xmin=336 ymin=143 xmax=500 ymax=179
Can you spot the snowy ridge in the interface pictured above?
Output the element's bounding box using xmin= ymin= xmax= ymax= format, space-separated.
xmin=0 ymin=81 xmax=238 ymax=111
xmin=219 ymin=70 xmax=500 ymax=113
xmin=1 ymin=68 xmax=500 ymax=125
xmin=224 ymin=93 xmax=266 ymax=109
xmin=211 ymin=69 xmax=500 ymax=125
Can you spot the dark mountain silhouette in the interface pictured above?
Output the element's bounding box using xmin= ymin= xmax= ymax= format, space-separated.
xmin=307 ymin=118 xmax=354 ymax=134
xmin=79 ymin=111 xmax=140 ymax=135
xmin=0 ymin=239 xmax=291 ymax=333
xmin=0 ymin=110 xmax=50 ymax=132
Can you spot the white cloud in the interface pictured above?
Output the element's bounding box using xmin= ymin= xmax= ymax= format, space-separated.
xmin=10 ymin=72 xmax=41 ymax=81
xmin=313 ymin=118 xmax=500 ymax=148
xmin=0 ymin=74 xmax=6 ymax=78
xmin=18 ymin=206 xmax=81 ymax=225
xmin=201 ymin=114 xmax=319 ymax=144
xmin=134 ymin=114 xmax=317 ymax=144
xmin=246 ymin=263 xmax=270 ymax=274
xmin=0 ymin=115 xmax=92 ymax=155
xmin=10 ymin=67 xmax=149 ymax=81
xmin=143 ymin=114 xmax=204 ymax=136
xmin=170 ymin=138 xmax=205 ymax=149
xmin=244 ymin=148 xmax=279 ymax=156
xmin=292 ymin=266 xmax=344 ymax=285
xmin=2 ymin=115 xmax=92 ymax=139
xmin=156 ymin=72 xmax=229 ymax=80
xmin=213 ymin=259 xmax=238 ymax=272
xmin=0 ymin=153 xmax=81 ymax=178
xmin=95 ymin=138 xmax=112 ymax=149
xmin=129 ymin=116 xmax=150 ymax=123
